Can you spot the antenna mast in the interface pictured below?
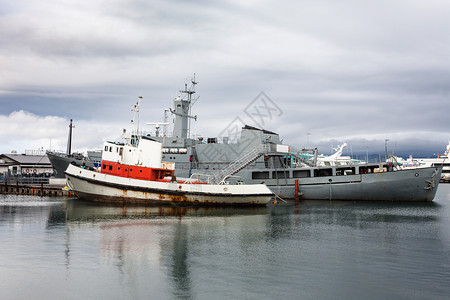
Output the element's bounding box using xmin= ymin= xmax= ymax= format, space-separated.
xmin=163 ymin=109 xmax=169 ymax=137
xmin=130 ymin=96 xmax=141 ymax=145
xmin=170 ymin=74 xmax=198 ymax=139
xmin=186 ymin=73 xmax=197 ymax=138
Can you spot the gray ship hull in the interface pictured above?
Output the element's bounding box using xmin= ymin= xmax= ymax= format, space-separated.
xmin=179 ymin=165 xmax=441 ymax=202
xmin=249 ymin=166 xmax=441 ymax=201
xmin=46 ymin=150 xmax=98 ymax=178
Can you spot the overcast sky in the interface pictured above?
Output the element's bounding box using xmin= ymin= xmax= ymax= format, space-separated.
xmin=1 ymin=0 xmax=449 ymax=158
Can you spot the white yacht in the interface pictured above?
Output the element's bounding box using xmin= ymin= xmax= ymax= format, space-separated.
xmin=393 ymin=141 xmax=450 ymax=182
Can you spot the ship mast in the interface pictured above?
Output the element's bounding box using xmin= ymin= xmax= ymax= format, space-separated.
xmin=66 ymin=119 xmax=73 ymax=155
xmin=170 ymin=74 xmax=198 ymax=139
xmin=163 ymin=109 xmax=169 ymax=137
xmin=130 ymin=97 xmax=141 ymax=146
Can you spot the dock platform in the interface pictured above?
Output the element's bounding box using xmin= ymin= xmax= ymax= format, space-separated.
xmin=0 ymin=181 xmax=73 ymax=197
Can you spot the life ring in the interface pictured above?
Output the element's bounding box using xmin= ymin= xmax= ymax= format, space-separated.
xmin=33 ymin=169 xmax=37 ymax=174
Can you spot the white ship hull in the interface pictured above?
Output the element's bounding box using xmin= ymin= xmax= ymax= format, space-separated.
xmin=65 ymin=164 xmax=273 ymax=205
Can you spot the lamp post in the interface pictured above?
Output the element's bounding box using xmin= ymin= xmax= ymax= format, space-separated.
xmin=366 ymin=146 xmax=369 ymax=163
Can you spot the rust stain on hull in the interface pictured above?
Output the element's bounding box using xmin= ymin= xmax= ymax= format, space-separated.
xmin=76 ymin=191 xmax=269 ymax=206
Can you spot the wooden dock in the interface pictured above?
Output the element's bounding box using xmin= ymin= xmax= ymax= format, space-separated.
xmin=0 ymin=181 xmax=74 ymax=197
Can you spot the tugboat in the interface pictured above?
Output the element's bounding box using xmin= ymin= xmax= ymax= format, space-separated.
xmin=65 ymin=137 xmax=274 ymax=205
xmin=64 ymin=99 xmax=274 ymax=206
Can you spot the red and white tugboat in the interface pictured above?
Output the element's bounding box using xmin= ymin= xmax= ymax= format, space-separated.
xmin=65 ymin=136 xmax=274 ymax=205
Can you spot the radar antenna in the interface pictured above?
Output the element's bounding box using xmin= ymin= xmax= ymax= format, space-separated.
xmin=146 ymin=122 xmax=169 ymax=137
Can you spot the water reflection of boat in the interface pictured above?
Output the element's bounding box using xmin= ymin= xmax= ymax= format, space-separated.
xmin=63 ymin=198 xmax=271 ymax=222
xmin=60 ymin=196 xmax=443 ymax=299
xmin=63 ymin=198 xmax=274 ymax=299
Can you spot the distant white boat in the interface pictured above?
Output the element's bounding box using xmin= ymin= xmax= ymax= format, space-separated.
xmin=391 ymin=141 xmax=450 ymax=181
xmin=316 ymin=143 xmax=365 ymax=166
xmin=295 ymin=143 xmax=365 ymax=167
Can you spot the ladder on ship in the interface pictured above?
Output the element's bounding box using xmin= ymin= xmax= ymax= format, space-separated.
xmin=210 ymin=144 xmax=269 ymax=184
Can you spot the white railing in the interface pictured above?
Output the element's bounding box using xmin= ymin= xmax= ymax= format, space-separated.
xmin=209 ymin=144 xmax=268 ymax=184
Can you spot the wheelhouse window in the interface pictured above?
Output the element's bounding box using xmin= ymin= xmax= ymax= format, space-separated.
xmin=314 ymin=168 xmax=332 ymax=177
xmin=252 ymin=171 xmax=269 ymax=180
xmin=293 ymin=170 xmax=310 ymax=178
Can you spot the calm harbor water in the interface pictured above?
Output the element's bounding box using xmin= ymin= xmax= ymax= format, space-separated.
xmin=1 ymin=186 xmax=450 ymax=300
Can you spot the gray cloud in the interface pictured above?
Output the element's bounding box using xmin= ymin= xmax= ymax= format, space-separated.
xmin=1 ymin=0 xmax=449 ymax=156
